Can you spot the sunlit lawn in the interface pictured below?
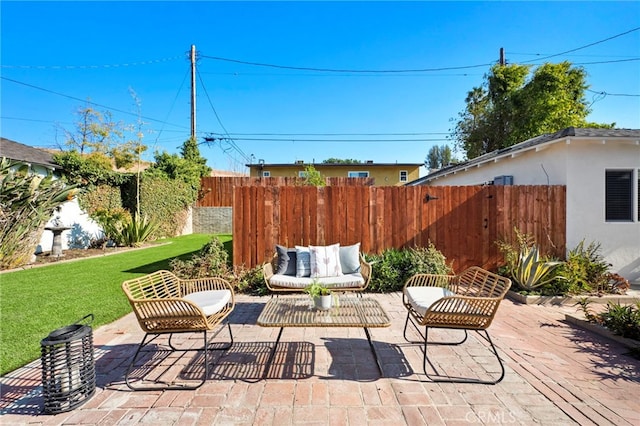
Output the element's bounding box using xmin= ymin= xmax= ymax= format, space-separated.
xmin=0 ymin=233 xmax=229 ymax=375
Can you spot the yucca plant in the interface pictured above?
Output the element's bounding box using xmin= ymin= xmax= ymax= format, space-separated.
xmin=513 ymin=245 xmax=563 ymax=291
xmin=112 ymin=212 xmax=159 ymax=247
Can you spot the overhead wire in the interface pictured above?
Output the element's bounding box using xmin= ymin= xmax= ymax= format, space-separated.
xmin=1 ymin=76 xmax=190 ymax=130
xmin=196 ymin=69 xmax=251 ymax=165
xmin=200 ymin=54 xmax=495 ymax=73
xmin=520 ymin=26 xmax=640 ymax=64
xmin=0 ymin=56 xmax=183 ymax=70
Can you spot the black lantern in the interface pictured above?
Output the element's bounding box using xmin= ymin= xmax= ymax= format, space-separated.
xmin=40 ymin=314 xmax=96 ymax=414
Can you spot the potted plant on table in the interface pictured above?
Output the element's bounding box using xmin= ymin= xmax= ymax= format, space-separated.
xmin=305 ymin=280 xmax=332 ymax=311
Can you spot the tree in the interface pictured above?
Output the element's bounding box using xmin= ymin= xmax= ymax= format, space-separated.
xmin=322 ymin=158 xmax=362 ymax=164
xmin=302 ymin=164 xmax=325 ymax=186
xmin=62 ymin=105 xmax=122 ymax=155
xmin=426 ymin=145 xmax=454 ymax=169
xmin=451 ymin=61 xmax=614 ymax=159
xmin=180 ymin=137 xmax=211 ymax=178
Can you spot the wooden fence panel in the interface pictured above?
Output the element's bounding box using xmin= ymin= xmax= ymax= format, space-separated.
xmin=232 ymin=185 xmax=566 ymax=273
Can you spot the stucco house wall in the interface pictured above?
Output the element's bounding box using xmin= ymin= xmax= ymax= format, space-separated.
xmin=412 ymin=128 xmax=640 ymax=284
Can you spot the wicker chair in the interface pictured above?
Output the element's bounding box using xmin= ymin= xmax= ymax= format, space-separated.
xmin=121 ymin=270 xmax=235 ymax=390
xmin=402 ymin=266 xmax=511 ymax=384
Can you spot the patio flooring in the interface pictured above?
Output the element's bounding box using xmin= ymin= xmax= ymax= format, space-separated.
xmin=1 ymin=292 xmax=639 ymax=425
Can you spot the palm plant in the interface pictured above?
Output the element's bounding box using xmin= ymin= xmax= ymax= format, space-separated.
xmin=0 ymin=158 xmax=79 ymax=269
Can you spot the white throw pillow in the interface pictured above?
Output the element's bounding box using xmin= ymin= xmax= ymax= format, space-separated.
xmin=309 ymin=243 xmax=343 ymax=278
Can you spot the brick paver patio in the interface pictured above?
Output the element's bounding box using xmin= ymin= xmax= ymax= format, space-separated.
xmin=1 ymin=293 xmax=638 ymax=425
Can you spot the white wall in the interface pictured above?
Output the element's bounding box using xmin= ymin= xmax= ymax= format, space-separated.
xmin=37 ymin=199 xmax=104 ymax=253
xmin=427 ymin=138 xmax=640 ymax=284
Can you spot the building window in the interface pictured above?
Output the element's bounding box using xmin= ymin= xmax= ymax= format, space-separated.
xmin=298 ymin=171 xmax=308 ymax=178
xmin=399 ymin=170 xmax=408 ymax=182
xmin=348 ymin=171 xmax=369 ymax=178
xmin=605 ymin=169 xmax=633 ymax=222
xmin=262 ymin=171 xmax=270 ymax=177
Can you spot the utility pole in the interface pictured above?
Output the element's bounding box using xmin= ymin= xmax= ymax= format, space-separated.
xmin=190 ymin=44 xmax=197 ymax=139
xmin=499 ymin=47 xmax=506 ymax=66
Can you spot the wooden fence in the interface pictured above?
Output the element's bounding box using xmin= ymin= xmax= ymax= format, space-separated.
xmin=198 ymin=176 xmax=374 ymax=207
xmin=232 ymin=185 xmax=566 ymax=272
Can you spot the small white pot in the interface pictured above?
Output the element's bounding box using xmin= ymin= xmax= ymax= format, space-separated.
xmin=313 ymin=294 xmax=332 ymax=311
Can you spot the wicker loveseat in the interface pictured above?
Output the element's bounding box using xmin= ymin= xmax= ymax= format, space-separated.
xmin=121 ymin=270 xmax=235 ymax=390
xmin=263 ymin=243 xmax=372 ymax=293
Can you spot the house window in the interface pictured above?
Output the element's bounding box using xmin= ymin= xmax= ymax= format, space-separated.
xmin=605 ymin=170 xmax=633 ymax=222
xmin=399 ymin=170 xmax=408 ymax=182
xmin=262 ymin=171 xmax=270 ymax=177
xmin=348 ymin=171 xmax=369 ymax=178
xmin=298 ymin=171 xmax=308 ymax=178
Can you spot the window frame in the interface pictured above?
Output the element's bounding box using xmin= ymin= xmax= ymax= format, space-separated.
xmin=348 ymin=171 xmax=369 ymax=178
xmin=605 ymin=169 xmax=634 ymax=222
xmin=399 ymin=170 xmax=408 ymax=182
xmin=262 ymin=170 xmax=271 ymax=177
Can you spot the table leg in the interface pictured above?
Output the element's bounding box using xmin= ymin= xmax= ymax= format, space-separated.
xmin=363 ymin=327 xmax=384 ymax=377
xmin=263 ymin=327 xmax=284 ymax=379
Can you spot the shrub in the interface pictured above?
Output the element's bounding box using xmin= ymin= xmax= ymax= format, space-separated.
xmin=234 ymin=264 xmax=268 ymax=296
xmin=512 ymin=245 xmax=563 ymax=292
xmin=555 ymin=240 xmax=611 ymax=295
xmin=170 ymin=236 xmax=232 ymax=280
xmin=577 ymin=299 xmax=640 ymax=341
xmin=367 ymin=244 xmax=452 ymax=293
xmin=599 ymin=302 xmax=640 ymax=340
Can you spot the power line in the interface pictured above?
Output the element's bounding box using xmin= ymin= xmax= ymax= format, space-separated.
xmin=520 ymin=27 xmax=640 ymax=64
xmin=207 ymin=136 xmax=449 ymax=143
xmin=1 ymin=76 xmax=189 ymax=130
xmin=196 ymin=70 xmax=251 ymax=164
xmin=0 ymin=56 xmax=183 ymax=70
xmin=200 ymin=54 xmax=495 ymax=73
xmin=212 ymin=132 xmax=450 ymax=136
xmin=586 ymin=89 xmax=640 ymax=97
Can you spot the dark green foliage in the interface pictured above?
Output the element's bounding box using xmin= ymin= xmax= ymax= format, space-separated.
xmin=322 ymin=158 xmax=362 ymax=164
xmin=54 ymin=151 xmax=129 ymax=186
xmin=170 ymin=236 xmax=268 ymax=295
xmin=578 ymin=299 xmax=640 ymax=341
xmin=452 ymin=62 xmax=614 ymax=159
xmin=367 ymin=244 xmax=452 ymax=293
xmin=170 ymin=236 xmax=233 ymax=280
xmin=137 ymin=174 xmax=193 ymax=237
xmin=599 ymin=302 xmax=640 ymax=340
xmin=555 ymin=240 xmax=611 ymax=295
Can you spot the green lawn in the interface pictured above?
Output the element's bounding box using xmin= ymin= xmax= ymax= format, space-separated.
xmin=0 ymin=233 xmax=229 ymax=376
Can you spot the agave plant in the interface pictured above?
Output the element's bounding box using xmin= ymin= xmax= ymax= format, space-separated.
xmin=513 ymin=245 xmax=563 ymax=291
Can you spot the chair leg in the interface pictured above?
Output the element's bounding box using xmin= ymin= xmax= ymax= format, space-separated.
xmin=422 ymin=328 xmax=505 ymax=385
xmin=403 ymin=311 xmax=467 ymax=345
xmin=125 ymin=322 xmax=234 ymax=391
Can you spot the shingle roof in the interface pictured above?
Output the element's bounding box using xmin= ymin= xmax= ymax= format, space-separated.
xmin=0 ymin=137 xmax=60 ymax=170
xmin=410 ymin=127 xmax=640 ymax=185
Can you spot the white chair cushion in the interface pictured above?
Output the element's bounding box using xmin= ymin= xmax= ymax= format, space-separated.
xmin=183 ymin=290 xmax=231 ymax=316
xmin=405 ymin=286 xmax=455 ymax=317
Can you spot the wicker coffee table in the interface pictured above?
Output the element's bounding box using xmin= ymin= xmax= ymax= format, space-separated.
xmin=257 ymin=295 xmax=391 ymax=377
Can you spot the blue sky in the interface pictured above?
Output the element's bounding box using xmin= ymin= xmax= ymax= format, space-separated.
xmin=2 ymin=1 xmax=639 ymax=173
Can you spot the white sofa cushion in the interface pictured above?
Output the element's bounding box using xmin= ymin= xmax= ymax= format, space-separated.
xmin=339 ymin=243 xmax=361 ymax=274
xmin=269 ymin=273 xmax=365 ymax=289
xmin=183 ymin=290 xmax=232 ymax=316
xmin=404 ymin=286 xmax=455 ymax=317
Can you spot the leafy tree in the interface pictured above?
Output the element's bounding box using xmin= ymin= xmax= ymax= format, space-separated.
xmin=451 ymin=61 xmax=614 ymax=159
xmin=180 ymin=137 xmax=211 ymax=177
xmin=62 ymin=105 xmax=123 ymax=155
xmin=322 ymin=158 xmax=362 ymax=164
xmin=302 ymin=164 xmax=326 ymax=186
xmin=426 ymin=145 xmax=454 ymax=169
